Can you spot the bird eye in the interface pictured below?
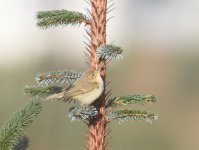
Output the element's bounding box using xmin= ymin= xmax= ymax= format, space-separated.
xmin=92 ymin=73 xmax=95 ymax=77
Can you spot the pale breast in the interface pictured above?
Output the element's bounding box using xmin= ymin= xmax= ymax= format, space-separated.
xmin=74 ymin=75 xmax=104 ymax=105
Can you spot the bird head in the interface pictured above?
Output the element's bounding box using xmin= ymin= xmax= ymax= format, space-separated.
xmin=81 ymin=68 xmax=101 ymax=81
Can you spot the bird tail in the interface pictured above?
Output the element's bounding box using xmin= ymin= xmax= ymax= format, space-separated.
xmin=44 ymin=91 xmax=65 ymax=101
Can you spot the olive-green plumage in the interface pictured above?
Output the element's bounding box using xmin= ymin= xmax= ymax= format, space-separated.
xmin=46 ymin=68 xmax=104 ymax=105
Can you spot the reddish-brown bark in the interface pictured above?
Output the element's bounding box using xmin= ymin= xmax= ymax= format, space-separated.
xmin=87 ymin=0 xmax=108 ymax=150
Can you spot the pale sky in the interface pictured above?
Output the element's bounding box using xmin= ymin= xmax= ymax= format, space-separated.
xmin=0 ymin=0 xmax=199 ymax=67
xmin=0 ymin=0 xmax=124 ymax=67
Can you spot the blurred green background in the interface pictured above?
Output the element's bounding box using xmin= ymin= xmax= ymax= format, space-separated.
xmin=1 ymin=0 xmax=199 ymax=150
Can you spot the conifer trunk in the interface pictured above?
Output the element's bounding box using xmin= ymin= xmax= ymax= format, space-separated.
xmin=87 ymin=0 xmax=107 ymax=150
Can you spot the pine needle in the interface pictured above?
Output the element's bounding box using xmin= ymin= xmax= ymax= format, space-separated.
xmin=36 ymin=10 xmax=89 ymax=29
xmin=0 ymin=98 xmax=42 ymax=150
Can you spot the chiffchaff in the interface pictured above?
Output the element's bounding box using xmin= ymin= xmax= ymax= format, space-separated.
xmin=45 ymin=67 xmax=104 ymax=105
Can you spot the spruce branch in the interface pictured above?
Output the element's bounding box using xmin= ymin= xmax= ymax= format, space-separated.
xmin=32 ymin=0 xmax=158 ymax=149
xmin=35 ymin=70 xmax=81 ymax=86
xmin=13 ymin=136 xmax=29 ymax=150
xmin=0 ymin=98 xmax=42 ymax=150
xmin=107 ymin=109 xmax=157 ymax=124
xmin=106 ymin=94 xmax=157 ymax=107
xmin=68 ymin=106 xmax=98 ymax=122
xmin=36 ymin=10 xmax=90 ymax=29
xmin=23 ymin=85 xmax=64 ymax=97
xmin=97 ymin=44 xmax=123 ymax=60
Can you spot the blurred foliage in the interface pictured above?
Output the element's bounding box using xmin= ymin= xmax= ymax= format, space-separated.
xmin=1 ymin=50 xmax=199 ymax=150
xmin=0 ymin=98 xmax=42 ymax=150
xmin=13 ymin=136 xmax=29 ymax=150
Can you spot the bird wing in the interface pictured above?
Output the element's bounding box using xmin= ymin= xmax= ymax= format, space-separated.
xmin=44 ymin=84 xmax=73 ymax=100
xmin=64 ymin=81 xmax=98 ymax=97
xmin=44 ymin=91 xmax=65 ymax=100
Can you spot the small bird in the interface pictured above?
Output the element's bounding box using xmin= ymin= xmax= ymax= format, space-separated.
xmin=45 ymin=67 xmax=104 ymax=105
